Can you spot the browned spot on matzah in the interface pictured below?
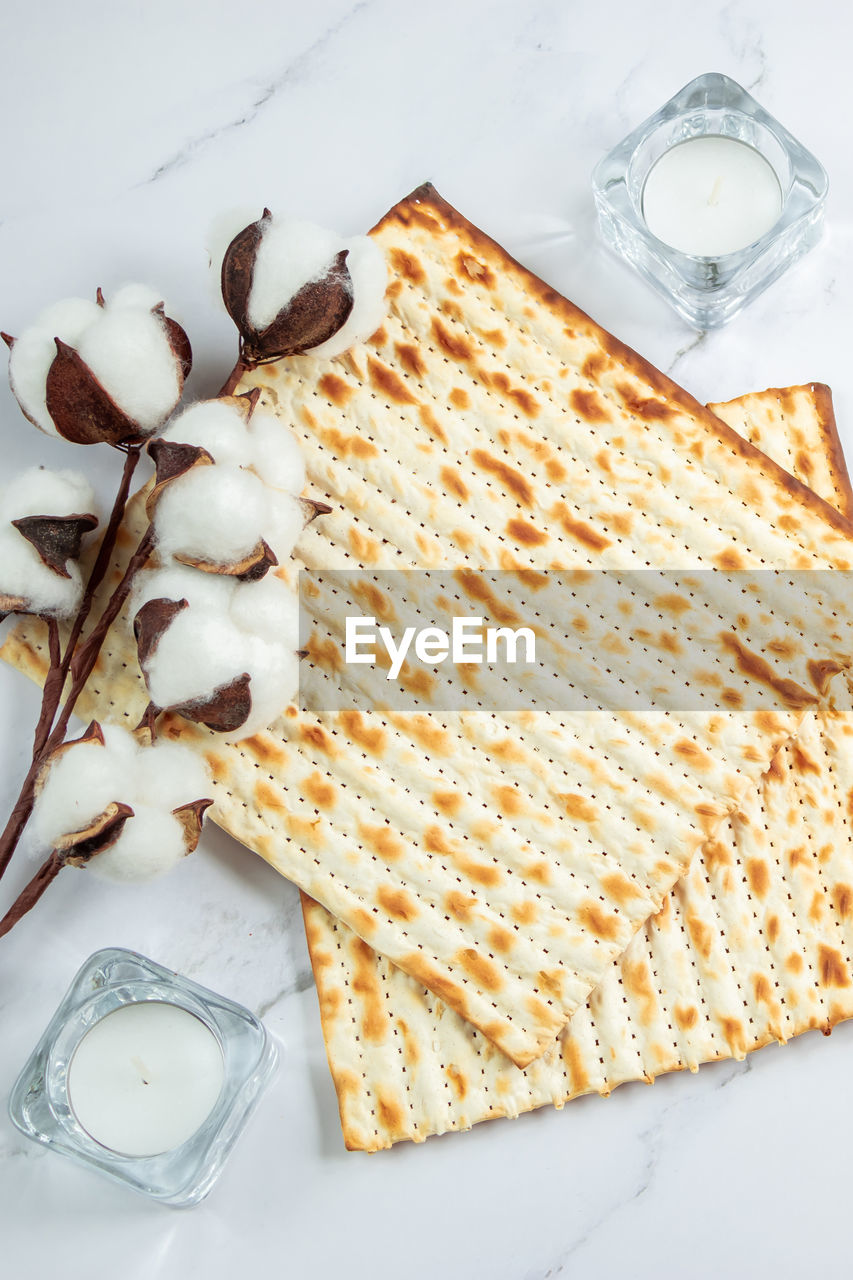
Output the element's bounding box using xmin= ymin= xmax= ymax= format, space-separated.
xmin=552 ymin=502 xmax=612 ymax=552
xmin=303 ymin=772 xmax=336 ymax=808
xmin=832 ymin=884 xmax=853 ymax=918
xmin=401 ymin=954 xmax=468 ymax=1016
xmin=315 ymin=423 xmax=377 ymax=459
xmin=492 ymin=784 xmax=523 ymax=816
xmin=720 ymin=1017 xmax=747 ymax=1056
xmin=686 ymin=913 xmax=713 ymax=959
xmin=791 ymin=741 xmax=822 ymax=775
xmin=559 ymin=793 xmax=597 ymax=823
xmin=433 ymin=788 xmax=462 ymax=816
xmin=714 ymin=549 xmax=745 ymax=570
xmin=455 ymin=250 xmax=496 ymax=288
xmin=376 ymin=884 xmax=419 ymax=922
xmin=339 ymin=709 xmax=386 ymax=754
xmin=506 ymin=516 xmax=547 ymax=546
xmin=767 ymin=914 xmax=780 ymax=943
xmin=351 ymin=907 xmax=378 ymax=937
xmin=417 ymin=403 xmax=448 ymax=443
xmin=445 ymin=1064 xmax=467 ymax=1100
xmin=425 ymin=825 xmax=502 ymax=887
xmin=745 ymin=858 xmax=770 ymax=898
xmin=449 ymin=387 xmax=470 ymax=410
xmin=470 ymin=449 xmax=533 ymax=504
xmin=395 ymin=341 xmax=427 ymax=379
xmin=808 ymin=658 xmax=846 ymax=696
xmin=376 ymin=1090 xmax=405 ymax=1134
xmin=350 ymin=938 xmax=386 ymax=1042
xmin=674 ymin=1004 xmax=698 ymax=1031
xmin=356 ymin=822 xmax=404 ymax=863
xmin=578 ymin=902 xmax=621 ymax=941
xmin=367 ymin=355 xmax=418 ymax=405
xmin=441 ymin=466 xmax=469 ymax=501
xmin=818 ymin=944 xmax=850 ymax=987
xmin=317 ymin=372 xmax=353 ymax=407
xmin=446 ymin=890 xmax=478 ymax=922
xmin=512 ymin=901 xmax=538 ymax=926
xmin=570 ymin=388 xmax=610 ymax=423
xmin=254 ymin=779 xmax=286 ymax=811
xmin=720 ymin=634 xmax=816 ymax=711
xmin=389 ymin=246 xmax=427 ymax=284
xmin=432 ymin=317 xmax=473 ymax=361
xmin=299 ymin=723 xmax=337 ymax=756
xmin=561 ymin=1037 xmax=590 ymax=1093
xmin=600 ymin=871 xmax=643 ymax=906
xmin=622 ymin=958 xmax=656 ymax=1024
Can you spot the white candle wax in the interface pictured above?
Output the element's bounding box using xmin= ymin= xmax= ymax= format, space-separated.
xmin=642 ymin=136 xmax=783 ymax=257
xmin=67 ymin=1002 xmax=225 ymax=1157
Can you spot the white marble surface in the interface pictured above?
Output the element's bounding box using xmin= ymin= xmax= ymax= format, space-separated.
xmin=1 ymin=2 xmax=852 ymax=1276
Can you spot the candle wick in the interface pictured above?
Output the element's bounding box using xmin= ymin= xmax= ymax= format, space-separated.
xmin=131 ymin=1054 xmax=151 ymax=1085
xmin=707 ymin=176 xmax=723 ymax=207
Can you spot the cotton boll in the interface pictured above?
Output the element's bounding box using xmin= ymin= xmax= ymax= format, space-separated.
xmin=99 ymin=723 xmax=143 ymax=774
xmin=247 ymin=412 xmax=306 ymax=495
xmin=0 ymin=468 xmax=95 ymax=524
xmin=308 ymin=237 xmax=388 ymax=358
xmin=131 ymin=563 xmax=234 ymax=618
xmin=31 ymin=737 xmax=129 ymax=850
xmin=247 ymin=218 xmax=342 ymax=331
xmin=230 ymin=576 xmax=300 ymax=649
xmin=143 ymin=608 xmax=249 ymax=709
xmin=87 ymin=805 xmax=188 ymax=883
xmin=76 ymin=306 xmax=180 ymax=434
xmin=0 ymin=526 xmax=84 ymax=617
xmin=161 ymin=399 xmax=250 ymax=467
xmin=153 ymin=465 xmax=270 ymax=565
xmin=132 ymin=740 xmax=211 ymax=812
xmin=8 ymin=299 xmax=101 ymax=435
xmin=264 ymin=492 xmax=306 ymax=562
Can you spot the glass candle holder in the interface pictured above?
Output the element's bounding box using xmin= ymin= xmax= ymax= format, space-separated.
xmin=591 ymin=72 xmax=828 ymax=328
xmin=8 ymin=947 xmax=278 ymax=1207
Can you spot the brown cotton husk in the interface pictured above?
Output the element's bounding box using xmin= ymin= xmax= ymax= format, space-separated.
xmin=174 ymin=538 xmax=278 ymax=582
xmin=221 ymin=211 xmax=355 ymax=361
xmin=174 ymin=672 xmax=253 ymax=733
xmin=146 ymin=438 xmax=214 ymax=517
xmin=11 ymin=512 xmax=98 ymax=576
xmin=172 ymin=797 xmax=214 ymax=854
xmin=133 ymin=596 xmax=188 ymax=668
xmin=57 ymin=800 xmax=135 ymax=866
xmin=45 ymin=340 xmax=143 ymax=446
xmin=300 ymin=497 xmax=333 ymax=523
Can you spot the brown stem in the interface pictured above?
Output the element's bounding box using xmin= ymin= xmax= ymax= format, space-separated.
xmin=46 ymin=525 xmax=155 ymax=754
xmin=0 ymin=852 xmax=62 ymax=940
xmin=0 ymin=447 xmax=144 ymax=883
xmin=218 ymin=352 xmax=252 ymax=397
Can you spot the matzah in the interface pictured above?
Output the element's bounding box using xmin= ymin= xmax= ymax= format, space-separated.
xmin=301 ymin=382 xmax=853 ymax=1150
xmin=5 ymin=189 xmax=853 ymax=1070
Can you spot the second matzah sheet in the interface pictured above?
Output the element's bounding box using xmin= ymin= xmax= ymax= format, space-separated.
xmin=302 ymin=383 xmax=853 ymax=1149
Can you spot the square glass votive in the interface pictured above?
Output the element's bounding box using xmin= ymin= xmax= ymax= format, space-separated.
xmin=591 ymin=72 xmax=828 ymax=328
xmin=8 ymin=947 xmax=278 ymax=1207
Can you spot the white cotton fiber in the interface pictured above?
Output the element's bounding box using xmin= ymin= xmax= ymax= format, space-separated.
xmin=231 ymin=637 xmax=299 ymax=739
xmin=108 ymin=283 xmax=164 ymax=311
xmin=133 ymin=739 xmax=211 ymax=812
xmin=143 ymin=608 xmax=249 ymax=709
xmin=0 ymin=467 xmax=95 ymax=524
xmin=8 ymin=299 xmax=101 ymax=435
xmin=264 ymin=493 xmax=306 ymax=562
xmin=86 ymin=805 xmax=188 ymax=883
xmin=308 ymin=236 xmax=388 ymax=358
xmin=131 ymin=562 xmax=234 ymax=618
xmin=76 ymin=305 xmax=180 ymax=433
xmin=247 ymin=412 xmax=306 ymax=495
xmin=161 ymin=399 xmax=251 ymax=467
xmin=153 ymin=465 xmax=270 ymax=565
xmin=31 ymin=736 xmax=128 ymax=849
xmin=230 ymin=576 xmax=300 ymax=649
xmin=247 ymin=218 xmax=342 ymax=331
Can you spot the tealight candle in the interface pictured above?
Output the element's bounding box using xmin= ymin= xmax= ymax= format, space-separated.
xmin=10 ymin=948 xmax=278 ymax=1205
xmin=642 ymin=136 xmax=783 ymax=257
xmin=67 ymin=1002 xmax=225 ymax=1157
